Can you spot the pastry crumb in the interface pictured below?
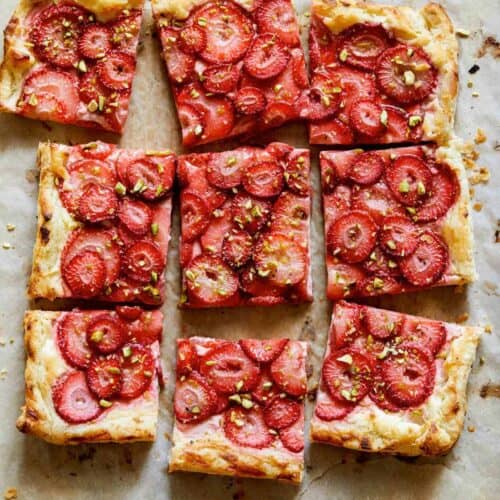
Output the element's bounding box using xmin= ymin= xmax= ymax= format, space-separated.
xmin=4 ymin=488 xmax=17 ymax=500
xmin=473 ymin=202 xmax=483 ymax=212
xmin=164 ymin=432 xmax=171 ymax=441
xmin=474 ymin=128 xmax=487 ymax=144
xmin=467 ymin=425 xmax=476 ymax=432
xmin=471 ymin=91 xmax=480 ymax=97
xmin=469 ymin=166 xmax=490 ymax=185
xmin=2 ymin=242 xmax=11 ymax=249
xmin=6 ymin=224 xmax=15 ymax=232
xmin=456 ymin=28 xmax=471 ymax=37
xmin=455 ymin=313 xmax=469 ymax=323
xmin=0 ymin=369 xmax=8 ymax=380
xmin=484 ymin=324 xmax=492 ymax=334
xmin=467 ymin=80 xmax=473 ymax=88
xmin=479 ymin=356 xmax=485 ymax=365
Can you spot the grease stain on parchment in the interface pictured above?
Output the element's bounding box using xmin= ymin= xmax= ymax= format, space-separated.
xmin=477 ymin=36 xmax=500 ymax=58
xmin=480 ymin=382 xmax=500 ymax=398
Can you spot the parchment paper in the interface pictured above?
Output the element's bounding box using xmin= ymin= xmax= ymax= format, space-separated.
xmin=0 ymin=1 xmax=498 ymax=499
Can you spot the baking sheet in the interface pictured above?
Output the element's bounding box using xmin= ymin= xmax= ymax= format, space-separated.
xmin=0 ymin=0 xmax=498 ymax=498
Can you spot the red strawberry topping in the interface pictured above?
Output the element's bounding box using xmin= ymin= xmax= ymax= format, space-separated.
xmin=97 ymin=51 xmax=136 ymax=91
xmin=161 ymin=29 xmax=195 ymax=84
xmin=239 ymin=265 xmax=284 ymax=300
xmin=178 ymin=25 xmax=207 ymax=54
xmin=263 ymin=396 xmax=301 ymax=430
xmin=231 ymin=193 xmax=271 ymax=234
xmin=244 ymin=34 xmax=290 ymax=80
xmin=119 ymin=343 xmax=155 ymax=399
xmin=222 ymin=229 xmax=253 ymax=269
xmin=86 ymin=314 xmax=126 ymax=354
xmin=348 ymin=151 xmax=384 ymax=185
xmin=331 ymin=301 xmax=362 ymax=348
xmin=125 ymin=156 xmax=175 ymax=200
xmin=178 ymin=104 xmax=204 ymax=146
xmin=363 ymin=307 xmax=402 ymax=340
xmin=78 ymin=184 xmax=118 ymax=223
xmin=243 ymin=161 xmax=284 ymax=198
xmin=256 ymin=0 xmax=300 ymax=47
xmin=251 ymin=367 xmax=279 ymax=404
xmin=298 ymin=73 xmax=342 ymax=121
xmin=200 ymin=205 xmax=233 ymax=255
xmin=201 ymin=64 xmax=239 ymax=94
xmin=352 ymin=182 xmax=405 ymax=225
xmin=206 ymin=150 xmax=251 ymax=190
xmin=63 ymin=250 xmax=106 ymax=298
xmin=181 ymin=192 xmax=210 ymax=242
xmin=279 ymin=407 xmax=304 ymax=452
xmin=86 ymin=356 xmax=122 ymax=399
xmin=323 ymin=184 xmax=352 ymax=222
xmin=116 ymin=305 xmax=142 ymax=321
xmin=369 ymin=366 xmax=400 ymax=412
xmin=234 ymin=87 xmax=267 ymax=115
xmin=223 ymin=406 xmax=274 ymax=448
xmin=315 ymin=396 xmax=355 ymax=421
xmin=239 ymin=338 xmax=289 ymax=364
xmin=310 ymin=118 xmax=355 ymax=145
xmin=174 ymin=372 xmax=217 ymax=423
xmin=349 ymin=99 xmax=386 ymax=137
xmin=400 ymin=318 xmax=446 ymax=355
xmin=379 ymin=215 xmax=419 ymax=258
xmin=176 ymin=339 xmax=199 ymax=375
xmin=270 ymin=192 xmax=309 ymax=243
xmin=123 ymin=241 xmax=164 ymax=283
xmin=127 ymin=310 xmax=163 ymax=345
xmin=78 ymin=25 xmax=112 ymax=60
xmin=57 ymin=312 xmax=93 ymax=369
xmin=110 ymin=10 xmax=141 ymax=54
xmin=261 ymin=102 xmax=296 ymax=128
xmin=270 ymin=341 xmax=307 ymax=396
xmin=362 ymin=246 xmax=400 ymax=277
xmin=285 ymin=151 xmax=309 ymax=196
xmin=357 ymin=275 xmax=403 ymax=297
xmin=118 ymin=198 xmax=153 ymax=236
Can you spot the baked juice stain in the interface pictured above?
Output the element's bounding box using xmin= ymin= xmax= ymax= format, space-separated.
xmin=477 ymin=36 xmax=500 ymax=58
xmin=480 ymin=383 xmax=500 ymax=398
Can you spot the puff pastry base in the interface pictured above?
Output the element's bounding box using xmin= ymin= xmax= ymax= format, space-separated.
xmin=17 ymin=310 xmax=160 ymax=445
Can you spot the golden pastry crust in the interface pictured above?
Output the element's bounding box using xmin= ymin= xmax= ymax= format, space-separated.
xmin=312 ymin=0 xmax=459 ymax=144
xmin=151 ymin=0 xmax=257 ymax=20
xmin=310 ymin=321 xmax=482 ymax=456
xmin=17 ymin=310 xmax=159 ymax=445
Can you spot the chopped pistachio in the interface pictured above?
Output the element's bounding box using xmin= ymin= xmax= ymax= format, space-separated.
xmin=115 ymin=182 xmax=127 ymax=196
xmin=98 ymin=95 xmax=106 ymax=111
xmin=380 ymin=109 xmax=388 ymax=126
xmin=339 ymin=49 xmax=349 ymax=62
xmin=100 ymin=399 xmax=113 ymax=408
xmin=399 ymin=180 xmax=410 ymax=193
xmin=151 ymin=271 xmax=158 ymax=283
xmin=90 ymin=330 xmax=104 ymax=343
xmin=408 ymin=115 xmax=422 ymax=127
xmin=417 ymin=181 xmax=426 ymax=195
xmin=262 ymin=381 xmax=273 ymax=390
xmin=403 ymin=70 xmax=415 ymax=86
xmin=235 ymin=380 xmax=244 ymax=392
xmin=122 ymin=346 xmax=132 ymax=357
xmin=151 ymin=222 xmax=159 ymax=236
xmin=241 ymin=399 xmax=254 ymax=409
xmin=337 ymin=353 xmax=353 ymax=365
xmin=107 ymin=366 xmax=121 ymax=375
xmin=205 ymin=360 xmax=217 ymax=366
xmin=372 ymin=277 xmax=384 ymax=289
xmin=194 ymin=124 xmax=203 ymax=136
xmin=28 ymin=94 xmax=38 ymax=106
xmin=87 ymin=99 xmax=98 ymax=113
xmin=190 ymin=406 xmax=201 ymax=414
xmin=78 ymin=60 xmax=87 ymax=72
xmin=340 ymin=389 xmax=352 ymax=401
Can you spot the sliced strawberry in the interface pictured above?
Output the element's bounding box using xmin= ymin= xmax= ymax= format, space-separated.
xmin=357 ymin=276 xmax=403 ymax=297
xmin=263 ymin=396 xmax=301 ymax=430
xmin=292 ymin=51 xmax=309 ymax=89
xmin=86 ymin=356 xmax=122 ymax=399
xmin=79 ymin=25 xmax=112 ymax=60
xmin=240 ymin=338 xmax=289 ymax=364
xmin=231 ymin=193 xmax=272 ymax=234
xmin=234 ymin=87 xmax=267 ymax=115
xmin=256 ymin=0 xmax=300 ymax=46
xmin=252 ymin=367 xmax=279 ymax=404
xmin=309 ymin=118 xmax=355 ymax=145
xmin=78 ymin=67 xmax=111 ymax=104
xmin=97 ymin=51 xmax=135 ymax=91
xmin=184 ymin=255 xmax=239 ymax=306
xmin=349 ymin=99 xmax=385 ymax=137
xmin=254 ymin=233 xmax=306 ymax=287
xmin=126 ymin=156 xmax=175 ymax=200
xmin=381 ymin=343 xmax=435 ymax=408
xmin=78 ymin=142 xmax=114 ymax=160
xmin=77 ymin=184 xmax=117 ymax=223
xmin=376 ymin=45 xmax=437 ymax=104
xmin=176 ymin=339 xmax=198 ymax=375
xmin=298 ymin=72 xmax=342 ymax=121
xmin=415 ymin=167 xmax=457 ymax=222
xmin=400 ymin=318 xmax=446 ymax=355
xmin=379 ymin=104 xmax=410 ymax=143
xmin=348 ymin=151 xmax=384 ymax=185
xmin=161 ymin=29 xmax=195 ymax=84
xmin=52 ymin=371 xmax=102 ymax=424
xmin=271 ymin=192 xmax=309 ymax=244
xmin=385 ymin=155 xmax=432 ymax=207
xmin=323 ymin=185 xmax=351 ymax=223
xmin=200 ymin=343 xmax=259 ymax=394
xmin=261 ymin=102 xmax=296 ymax=128
xmin=110 ymin=10 xmax=141 ymax=54
xmin=86 ymin=313 xmax=126 ymax=354
xmin=181 ymin=192 xmax=210 ymax=242
xmin=200 ymin=204 xmax=233 ymax=255
xmin=116 ymin=305 xmax=142 ymax=321
xmin=352 ymin=182 xmax=405 ymax=225
xmin=363 ymin=307 xmax=402 ymax=340
xmin=178 ymin=103 xmax=204 ymax=145
xmin=369 ymin=366 xmax=400 ymax=412
xmin=315 ymin=396 xmax=355 ymax=421
xmin=222 ymin=229 xmax=253 ymax=268
xmin=327 ymin=262 xmax=366 ymax=300
xmin=285 ymin=151 xmax=309 ymax=196
xmin=19 ymin=92 xmax=66 ymax=122
xmin=339 ymin=23 xmax=390 ymax=71
xmin=270 ymin=341 xmax=307 ymax=397
xmin=57 ymin=312 xmax=93 ymax=369
xmin=308 ymin=16 xmax=338 ymax=69
xmin=244 ymin=34 xmax=289 ymax=80
xmin=331 ymin=301 xmax=362 ymax=348
xmin=379 ymin=215 xmax=419 ymax=258
xmin=178 ymin=25 xmax=207 ymax=54
xmin=31 ymin=5 xmax=85 ymax=68
xmin=118 ymin=199 xmax=153 ymax=236
xmin=322 ymin=349 xmax=374 ymax=403
xmin=327 ymin=210 xmax=378 ymax=263
xmin=201 ymin=64 xmax=239 ymax=94
xmin=128 ymin=310 xmax=163 ymax=345
xmin=223 ymin=406 xmax=273 ymax=448
xmin=63 ymin=250 xmax=106 ymax=298
xmin=119 ymin=343 xmax=155 ymax=399
xmin=239 ymin=265 xmax=284 ymax=299
xmin=279 ymin=406 xmax=304 ymax=452
xmin=400 ymin=231 xmax=448 ymax=287
xmin=174 ymin=371 xmax=217 ymax=423
xmin=362 ymin=246 xmax=400 ymax=277
xmin=321 ymin=151 xmax=352 ymax=183
xmin=243 ymin=161 xmax=284 ymax=198
xmin=207 ymin=150 xmax=253 ymax=190
xmin=123 ymin=241 xmax=164 ymax=283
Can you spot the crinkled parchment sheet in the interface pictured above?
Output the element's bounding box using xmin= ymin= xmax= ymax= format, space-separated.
xmin=0 ymin=1 xmax=498 ymax=499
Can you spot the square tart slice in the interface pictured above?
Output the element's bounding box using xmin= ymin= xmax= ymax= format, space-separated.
xmin=306 ymin=0 xmax=458 ymax=145
xmin=0 ymin=1 xmax=144 ymax=133
xmin=310 ymin=301 xmax=482 ymax=456
xmin=17 ymin=307 xmax=164 ymax=445
xmin=178 ymin=143 xmax=312 ymax=308
xmin=28 ymin=141 xmax=175 ymax=305
xmin=320 ymin=141 xmax=475 ymax=301
xmin=170 ymin=336 xmax=308 ymax=483
xmin=151 ymin=0 xmax=309 ymax=146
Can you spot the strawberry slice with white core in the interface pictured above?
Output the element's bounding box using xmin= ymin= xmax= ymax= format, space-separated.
xmin=231 ymin=193 xmax=271 ymax=234
xmin=244 ymin=34 xmax=290 ymax=80
xmin=161 ymin=30 xmax=195 ymax=84
xmin=78 ymin=184 xmax=117 ymax=223
xmin=185 ymin=255 xmax=239 ymax=306
xmin=363 ymin=307 xmax=402 ymax=340
xmin=110 ymin=10 xmax=141 ymax=54
xmin=385 ymin=155 xmax=432 ymax=206
xmin=118 ymin=199 xmax=153 ymax=236
xmin=271 ymin=192 xmax=309 ymax=243
xmin=298 ymin=73 xmax=342 ymax=121
xmin=323 ymin=184 xmax=352 ymax=223
xmin=362 ymin=246 xmax=400 ymax=277
xmin=222 ymin=229 xmax=253 ymax=269
xmin=322 ymin=348 xmax=374 ymax=403
xmin=400 ymin=318 xmax=446 ymax=356
xmin=64 ymin=250 xmax=106 ymax=298
xmin=376 ymin=45 xmax=437 ymax=105
xmin=234 ymin=87 xmax=267 ymax=115
xmin=239 ymin=265 xmax=284 ymax=299
xmin=379 ymin=215 xmax=419 ymax=258
xmin=256 ymin=0 xmax=300 ymax=47
xmin=338 ymin=23 xmax=390 ymax=71
xmin=415 ymin=167 xmax=457 ymax=222
xmin=86 ymin=313 xmax=126 ymax=354
xmin=86 ymin=356 xmax=122 ymax=399
xmin=128 ymin=310 xmax=163 ymax=345
xmin=200 ymin=343 xmax=259 ymax=394
xmin=270 ymin=341 xmax=307 ymax=396
xmin=200 ymin=204 xmax=233 ymax=255
xmin=79 ymin=25 xmax=112 ymax=60
xmin=352 ymin=182 xmax=405 ymax=225
xmin=178 ymin=104 xmax=204 ymax=146
xmin=380 ymin=343 xmax=435 ymax=408
xmin=207 ymin=150 xmax=252 ymax=190
xmin=78 ymin=142 xmax=114 ymax=160
xmin=57 ymin=313 xmax=93 ymax=369
xmin=239 ymin=338 xmax=289 ymax=364
xmin=176 ymin=339 xmax=199 ymax=375
xmin=20 ymin=92 xmax=66 ymax=122
xmin=181 ymin=192 xmax=210 ymax=242
xmin=279 ymin=407 xmax=304 ymax=452
xmin=315 ymin=396 xmax=355 ymax=421
xmin=118 ymin=343 xmax=155 ymax=399
xmin=263 ymin=396 xmax=301 ymax=430
xmin=201 ymin=64 xmax=239 ymax=94
xmin=174 ymin=372 xmax=217 ymax=423
xmin=254 ymin=233 xmax=306 ymax=287
xmin=251 ymin=367 xmax=279 ymax=404
xmin=332 ymin=301 xmax=362 ymax=348
xmin=243 ymin=161 xmax=284 ymax=198
xmin=126 ymin=156 xmax=175 ymax=200
xmin=194 ymin=1 xmax=253 ymax=64
xmin=261 ymin=102 xmax=296 ymax=128
xmin=357 ymin=275 xmax=403 ymax=297
xmin=348 ymin=152 xmax=384 ymax=185
xmin=52 ymin=371 xmax=102 ymax=424
xmin=327 ymin=210 xmax=378 ymax=263
xmin=327 ymin=262 xmax=366 ymax=300
xmin=369 ymin=366 xmax=400 ymax=412
xmin=178 ymin=25 xmax=207 ymax=55
xmin=123 ymin=241 xmax=164 ymax=283
xmin=400 ymin=231 xmax=448 ymax=286
xmin=78 ymin=67 xmax=111 ymax=105
xmin=224 ymin=406 xmax=274 ymax=448
xmin=116 ymin=305 xmax=142 ymax=322
xmin=310 ymin=118 xmax=355 ymax=145
xmin=285 ymin=151 xmax=309 ymax=196
xmin=97 ymin=51 xmax=136 ymax=91
xmin=349 ymin=99 xmax=385 ymax=137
